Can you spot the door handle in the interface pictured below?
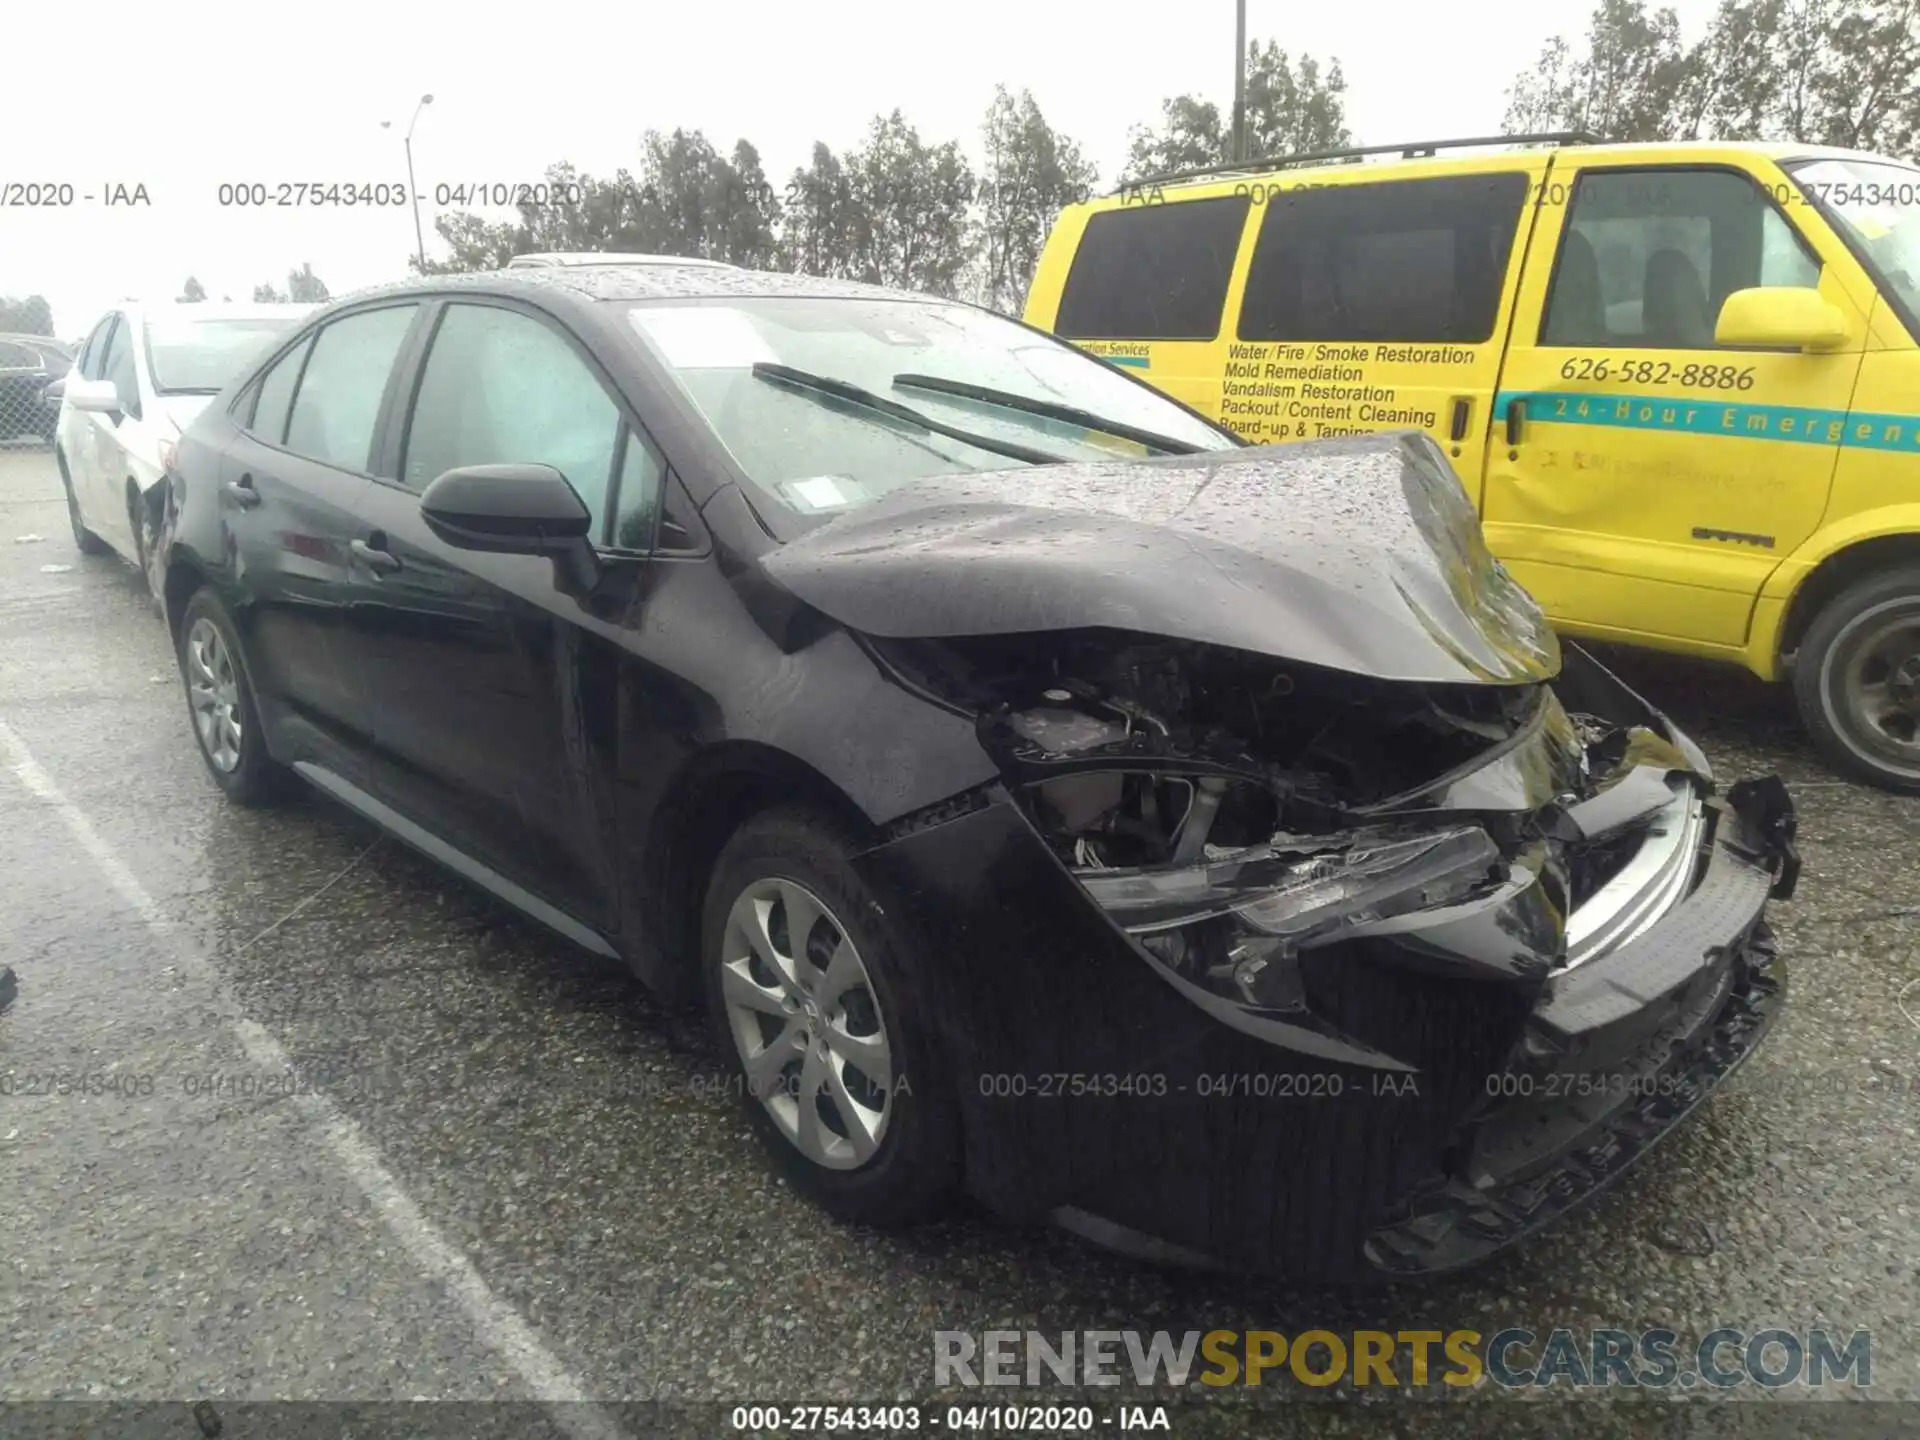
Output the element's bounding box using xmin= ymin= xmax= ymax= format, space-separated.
xmin=1449 ymin=397 xmax=1471 ymax=442
xmin=1505 ymin=398 xmax=1526 ymax=446
xmin=224 ymin=475 xmax=261 ymax=509
xmin=350 ymin=536 xmax=402 ymax=575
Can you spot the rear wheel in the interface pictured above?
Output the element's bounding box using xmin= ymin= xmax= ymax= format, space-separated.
xmin=701 ymin=806 xmax=958 ymax=1226
xmin=59 ymin=453 xmax=109 ymax=555
xmin=177 ymin=588 xmax=294 ymax=806
xmin=1794 ymin=565 xmax=1920 ymax=793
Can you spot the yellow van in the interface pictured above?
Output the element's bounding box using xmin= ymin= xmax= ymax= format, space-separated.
xmin=1024 ymin=134 xmax=1920 ymax=792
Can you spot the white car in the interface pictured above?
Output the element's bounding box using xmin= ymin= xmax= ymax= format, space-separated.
xmin=55 ymin=302 xmax=315 ymax=591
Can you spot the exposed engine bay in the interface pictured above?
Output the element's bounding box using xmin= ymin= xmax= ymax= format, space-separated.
xmin=867 ymin=627 xmax=1706 ymax=1009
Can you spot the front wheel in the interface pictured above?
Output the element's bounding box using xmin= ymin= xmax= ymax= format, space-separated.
xmin=701 ymin=806 xmax=959 ymax=1226
xmin=1794 ymin=565 xmax=1920 ymax=792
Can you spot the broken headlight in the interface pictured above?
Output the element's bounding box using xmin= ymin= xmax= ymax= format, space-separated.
xmin=1078 ymin=826 xmax=1503 ymax=1009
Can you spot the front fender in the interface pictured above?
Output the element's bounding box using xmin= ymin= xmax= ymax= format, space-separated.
xmin=1744 ymin=504 xmax=1920 ymax=677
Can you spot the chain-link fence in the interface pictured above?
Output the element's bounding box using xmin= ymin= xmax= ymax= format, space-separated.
xmin=0 ymin=333 xmax=70 ymax=450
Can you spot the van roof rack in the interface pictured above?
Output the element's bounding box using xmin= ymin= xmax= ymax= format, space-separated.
xmin=1113 ymin=132 xmax=1603 ymax=195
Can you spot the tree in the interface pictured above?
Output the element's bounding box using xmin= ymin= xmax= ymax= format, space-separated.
xmin=846 ymin=110 xmax=977 ymax=296
xmin=719 ymin=140 xmax=782 ymax=269
xmin=0 ymin=295 xmax=55 ymax=335
xmin=636 ymin=129 xmax=784 ymax=264
xmin=252 ymin=282 xmax=288 ymax=302
xmin=779 ymin=141 xmax=864 ymax=277
xmin=1505 ymin=0 xmax=1920 ymax=150
xmin=287 ymin=264 xmax=330 ymax=303
xmin=412 ymin=140 xmax=784 ymax=274
xmin=179 ymin=276 xmax=207 ymax=303
xmin=1125 ymin=42 xmax=1352 ymax=179
xmin=978 ymin=87 xmax=1099 ymax=313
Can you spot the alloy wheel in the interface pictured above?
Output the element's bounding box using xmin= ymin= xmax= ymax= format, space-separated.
xmin=719 ymin=877 xmax=894 ymax=1170
xmin=185 ymin=617 xmax=245 ymax=773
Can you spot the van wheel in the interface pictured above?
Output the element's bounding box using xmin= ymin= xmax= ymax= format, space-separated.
xmin=701 ymin=806 xmax=958 ymax=1226
xmin=1794 ymin=565 xmax=1920 ymax=793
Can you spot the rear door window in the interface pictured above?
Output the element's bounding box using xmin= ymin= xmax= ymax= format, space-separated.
xmin=1238 ymin=174 xmax=1529 ymax=343
xmin=1054 ymin=196 xmax=1250 ymax=340
xmin=246 ymin=337 xmax=312 ymax=445
xmin=283 ymin=305 xmax=419 ymax=472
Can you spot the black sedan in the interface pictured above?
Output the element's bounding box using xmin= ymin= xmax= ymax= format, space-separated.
xmin=154 ymin=264 xmax=1799 ymax=1281
xmin=0 ymin=333 xmax=71 ymax=444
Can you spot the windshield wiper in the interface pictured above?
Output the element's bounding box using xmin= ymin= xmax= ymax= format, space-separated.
xmin=750 ymin=362 xmax=1065 ymax=466
xmin=891 ymin=373 xmax=1210 ymax=455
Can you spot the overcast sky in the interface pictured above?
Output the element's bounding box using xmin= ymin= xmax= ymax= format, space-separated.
xmin=6 ymin=0 xmax=1722 ymax=337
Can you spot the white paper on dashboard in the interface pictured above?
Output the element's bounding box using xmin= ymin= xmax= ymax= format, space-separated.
xmin=629 ymin=307 xmax=779 ymax=369
xmin=791 ymin=476 xmax=848 ymax=508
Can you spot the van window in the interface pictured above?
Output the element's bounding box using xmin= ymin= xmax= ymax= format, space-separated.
xmin=1238 ymin=174 xmax=1528 ymax=344
xmin=1053 ymin=196 xmax=1250 ymax=341
xmin=1541 ymin=169 xmax=1822 ymax=348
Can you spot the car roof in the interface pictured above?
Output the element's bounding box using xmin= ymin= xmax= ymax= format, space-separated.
xmin=321 ymin=263 xmax=942 ymax=311
xmin=507 ymin=252 xmax=737 ymax=269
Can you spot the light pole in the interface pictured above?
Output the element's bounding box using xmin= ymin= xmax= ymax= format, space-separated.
xmin=1231 ymin=0 xmax=1247 ymax=164
xmin=382 ymin=94 xmax=434 ymax=271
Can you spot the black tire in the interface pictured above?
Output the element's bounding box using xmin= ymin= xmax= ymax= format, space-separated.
xmin=176 ymin=588 xmax=295 ymax=806
xmin=1793 ymin=564 xmax=1920 ymax=793
xmin=701 ymin=806 xmax=959 ymax=1226
xmin=58 ymin=452 xmax=109 ymax=556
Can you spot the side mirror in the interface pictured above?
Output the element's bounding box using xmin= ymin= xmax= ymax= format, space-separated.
xmin=1714 ymin=287 xmax=1851 ymax=352
xmin=65 ymin=376 xmax=123 ymax=414
xmin=40 ymin=378 xmax=65 ymax=407
xmin=420 ymin=463 xmax=601 ymax=595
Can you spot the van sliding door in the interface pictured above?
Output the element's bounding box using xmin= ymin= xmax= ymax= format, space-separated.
xmin=1226 ymin=156 xmax=1551 ymax=499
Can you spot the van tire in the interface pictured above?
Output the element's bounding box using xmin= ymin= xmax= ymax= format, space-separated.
xmin=1793 ymin=565 xmax=1920 ymax=793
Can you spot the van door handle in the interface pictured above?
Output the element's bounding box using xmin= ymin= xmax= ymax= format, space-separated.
xmin=350 ymin=536 xmax=402 ymax=576
xmin=1505 ymin=398 xmax=1526 ymax=446
xmin=1450 ymin=398 xmax=1471 ymax=442
xmin=224 ymin=475 xmax=261 ymax=509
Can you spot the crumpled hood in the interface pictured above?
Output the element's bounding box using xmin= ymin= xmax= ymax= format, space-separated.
xmin=760 ymin=430 xmax=1561 ymax=686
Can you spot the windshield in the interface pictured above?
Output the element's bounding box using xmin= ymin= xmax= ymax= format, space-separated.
xmin=143 ymin=315 xmax=305 ymax=394
xmin=623 ymin=297 xmax=1237 ymax=519
xmin=1790 ymin=158 xmax=1920 ymax=323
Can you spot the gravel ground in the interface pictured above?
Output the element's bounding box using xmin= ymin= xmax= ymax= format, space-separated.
xmin=1 ymin=442 xmax=1915 ymax=1438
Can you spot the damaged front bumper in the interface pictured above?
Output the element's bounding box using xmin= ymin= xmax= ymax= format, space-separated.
xmin=851 ymin=644 xmax=1796 ymax=1282
xmin=1364 ymin=779 xmax=1790 ymax=1276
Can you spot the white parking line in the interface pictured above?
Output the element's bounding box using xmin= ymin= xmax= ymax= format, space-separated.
xmin=0 ymin=719 xmax=633 ymax=1440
